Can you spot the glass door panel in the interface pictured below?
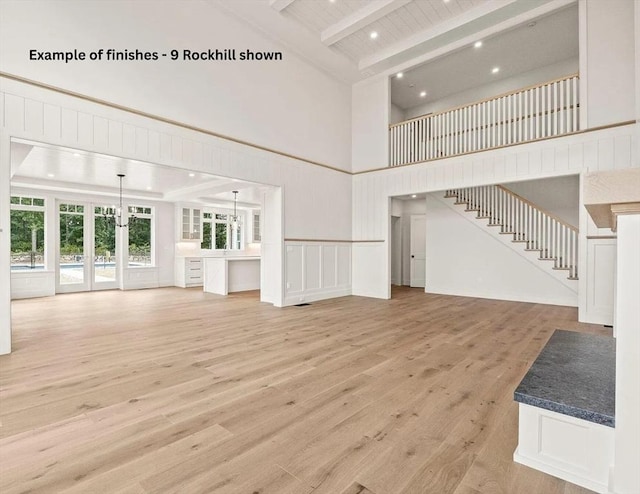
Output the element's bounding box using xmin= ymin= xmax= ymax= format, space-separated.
xmin=94 ymin=206 xmax=117 ymax=286
xmin=59 ymin=203 xmax=86 ymax=286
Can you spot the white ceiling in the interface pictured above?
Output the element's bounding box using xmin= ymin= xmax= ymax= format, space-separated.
xmin=211 ymin=0 xmax=574 ymax=82
xmin=391 ymin=3 xmax=578 ymax=109
xmin=10 ymin=141 xmax=265 ymax=208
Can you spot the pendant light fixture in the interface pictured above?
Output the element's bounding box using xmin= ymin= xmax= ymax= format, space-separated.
xmin=105 ymin=174 xmax=135 ymax=228
xmin=231 ymin=190 xmax=239 ymax=228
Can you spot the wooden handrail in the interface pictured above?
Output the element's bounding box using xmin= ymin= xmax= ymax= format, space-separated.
xmin=371 ymin=120 xmax=634 ymax=174
xmin=390 ymin=73 xmax=579 ymax=129
xmin=397 ymin=104 xmax=580 ymax=142
xmin=496 ymin=185 xmax=577 ymax=230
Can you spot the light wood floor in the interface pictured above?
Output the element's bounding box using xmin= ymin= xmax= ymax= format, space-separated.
xmin=0 ymin=287 xmax=608 ymax=494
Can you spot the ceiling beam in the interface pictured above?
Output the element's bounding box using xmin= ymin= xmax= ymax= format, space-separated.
xmin=10 ymin=176 xmax=162 ymax=200
xmin=321 ymin=0 xmax=413 ymax=46
xmin=197 ymin=198 xmax=261 ymax=208
xmin=269 ymin=0 xmax=296 ymax=13
xmin=163 ymin=179 xmax=238 ymax=202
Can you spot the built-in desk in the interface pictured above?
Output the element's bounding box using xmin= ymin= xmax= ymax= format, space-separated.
xmin=203 ymin=256 xmax=260 ymax=295
xmin=513 ymin=330 xmax=615 ymax=493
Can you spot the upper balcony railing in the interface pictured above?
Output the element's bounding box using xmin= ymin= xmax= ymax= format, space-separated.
xmin=389 ymin=74 xmax=580 ymax=167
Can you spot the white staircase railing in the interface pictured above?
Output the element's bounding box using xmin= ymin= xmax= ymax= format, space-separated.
xmin=445 ymin=185 xmax=579 ymax=280
xmin=390 ymin=74 xmax=580 ymax=167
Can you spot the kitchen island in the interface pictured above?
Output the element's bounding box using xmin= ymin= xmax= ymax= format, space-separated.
xmin=203 ymin=256 xmax=260 ymax=295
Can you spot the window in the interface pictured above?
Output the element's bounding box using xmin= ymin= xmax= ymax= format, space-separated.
xmin=128 ymin=205 xmax=153 ymax=267
xmin=201 ymin=210 xmax=243 ymax=250
xmin=11 ymin=195 xmax=45 ymax=270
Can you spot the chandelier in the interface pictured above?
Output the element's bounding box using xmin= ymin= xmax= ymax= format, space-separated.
xmin=104 ymin=174 xmax=135 ymax=228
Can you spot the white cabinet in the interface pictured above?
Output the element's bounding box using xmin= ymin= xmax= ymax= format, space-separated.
xmin=175 ymin=257 xmax=203 ymax=287
xmin=179 ymin=206 xmax=201 ymax=241
xmin=252 ymin=212 xmax=261 ymax=243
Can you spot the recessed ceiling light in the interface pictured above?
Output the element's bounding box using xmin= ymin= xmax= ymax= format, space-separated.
xmin=396 ymin=72 xmax=403 ymax=78
xmin=474 ymin=41 xmax=483 ymax=48
xmin=492 ymin=67 xmax=500 ymax=74
xmin=73 ymin=153 xmax=80 ymax=157
xmin=146 ymin=186 xmax=152 ymax=190
xmin=420 ymin=91 xmax=427 ymax=97
xmin=329 ymin=0 xmax=336 ymax=3
xmin=411 ymin=194 xmax=417 ymax=198
xmin=47 ymin=173 xmax=55 ymax=178
xmin=188 ymin=172 xmax=195 ymax=177
xmin=370 ymin=31 xmax=378 ymax=40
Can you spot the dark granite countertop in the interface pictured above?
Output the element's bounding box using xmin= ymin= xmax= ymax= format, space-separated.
xmin=514 ymin=329 xmax=615 ymax=427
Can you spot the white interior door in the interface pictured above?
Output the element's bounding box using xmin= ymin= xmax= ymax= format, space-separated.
xmin=410 ymin=214 xmax=426 ymax=288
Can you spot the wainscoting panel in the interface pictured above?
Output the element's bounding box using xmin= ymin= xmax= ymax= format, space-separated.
xmin=584 ymin=239 xmax=616 ymax=325
xmin=284 ymin=241 xmax=351 ymax=306
xmin=11 ymin=271 xmax=55 ymax=299
xmin=123 ymin=267 xmax=161 ymax=290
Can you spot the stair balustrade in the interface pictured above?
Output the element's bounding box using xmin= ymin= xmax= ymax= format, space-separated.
xmin=445 ymin=185 xmax=578 ymax=280
xmin=390 ymin=74 xmax=580 ymax=167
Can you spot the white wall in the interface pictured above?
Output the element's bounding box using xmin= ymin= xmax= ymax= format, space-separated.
xmin=403 ymin=58 xmax=579 ymax=120
xmin=425 ymin=193 xmax=578 ymax=306
xmin=9 ymin=187 xmax=176 ymax=299
xmin=503 ymin=175 xmax=580 ymax=227
xmin=389 ymin=103 xmax=405 ymax=125
xmin=0 ymin=0 xmax=352 ymax=171
xmin=581 ymin=0 xmax=636 ymax=128
xmin=352 ymin=77 xmax=389 ymax=173
xmin=0 ymin=72 xmax=352 ymax=352
xmin=352 ymin=122 xmax=638 ymax=317
xmin=614 ymin=213 xmax=640 ymax=494
xmin=0 ymin=135 xmax=11 ymax=353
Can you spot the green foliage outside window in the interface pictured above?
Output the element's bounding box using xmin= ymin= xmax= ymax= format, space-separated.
xmin=11 ymin=210 xmax=44 ymax=255
xmin=128 ymin=217 xmax=152 ymax=266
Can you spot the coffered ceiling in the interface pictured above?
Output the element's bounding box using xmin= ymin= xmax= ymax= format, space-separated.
xmin=10 ymin=141 xmax=265 ymax=208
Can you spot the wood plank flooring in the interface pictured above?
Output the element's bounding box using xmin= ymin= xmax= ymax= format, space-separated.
xmin=0 ymin=286 xmax=608 ymax=493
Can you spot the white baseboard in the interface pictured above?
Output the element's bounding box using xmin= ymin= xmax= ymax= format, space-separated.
xmin=284 ymin=287 xmax=351 ymax=306
xmin=514 ymin=449 xmax=610 ymax=494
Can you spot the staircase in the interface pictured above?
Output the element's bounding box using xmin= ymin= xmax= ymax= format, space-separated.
xmin=444 ymin=185 xmax=578 ymax=280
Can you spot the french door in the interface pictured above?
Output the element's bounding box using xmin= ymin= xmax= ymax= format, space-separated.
xmin=56 ymin=202 xmax=119 ymax=293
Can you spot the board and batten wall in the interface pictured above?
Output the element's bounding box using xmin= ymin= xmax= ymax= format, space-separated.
xmin=0 ymin=76 xmax=353 ymax=355
xmin=352 ymin=122 xmax=638 ymax=324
